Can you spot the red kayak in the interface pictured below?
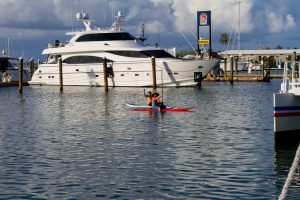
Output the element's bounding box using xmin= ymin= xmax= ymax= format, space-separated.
xmin=132 ymin=107 xmax=193 ymax=112
xmin=126 ymin=103 xmax=192 ymax=112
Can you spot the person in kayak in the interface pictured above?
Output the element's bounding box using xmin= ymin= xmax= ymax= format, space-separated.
xmin=151 ymin=93 xmax=161 ymax=110
xmin=144 ymin=89 xmax=152 ymax=106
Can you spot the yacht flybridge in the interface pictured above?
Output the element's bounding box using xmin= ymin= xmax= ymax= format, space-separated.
xmin=29 ymin=11 xmax=219 ymax=87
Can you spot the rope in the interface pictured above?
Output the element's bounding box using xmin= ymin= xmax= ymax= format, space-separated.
xmin=279 ymin=142 xmax=300 ymax=200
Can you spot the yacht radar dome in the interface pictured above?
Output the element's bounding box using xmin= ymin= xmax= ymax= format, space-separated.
xmin=76 ymin=10 xmax=89 ymax=20
xmin=75 ymin=10 xmax=94 ymax=31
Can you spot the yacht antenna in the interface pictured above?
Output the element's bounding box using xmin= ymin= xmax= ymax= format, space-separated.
xmin=111 ymin=11 xmax=125 ymax=31
xmin=141 ymin=24 xmax=145 ymax=40
xmin=137 ymin=23 xmax=147 ymax=42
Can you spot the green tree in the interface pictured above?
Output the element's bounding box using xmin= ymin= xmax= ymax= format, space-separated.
xmin=219 ymin=33 xmax=230 ymax=50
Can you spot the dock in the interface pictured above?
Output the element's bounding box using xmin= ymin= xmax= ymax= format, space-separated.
xmin=204 ymin=73 xmax=284 ymax=82
xmin=0 ymin=81 xmax=29 ymax=87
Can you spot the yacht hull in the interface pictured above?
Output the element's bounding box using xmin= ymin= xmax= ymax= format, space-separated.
xmin=29 ymin=58 xmax=219 ymax=87
xmin=273 ymin=93 xmax=300 ymax=143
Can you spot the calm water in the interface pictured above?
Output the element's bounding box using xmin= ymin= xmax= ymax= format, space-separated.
xmin=0 ymin=80 xmax=299 ymax=199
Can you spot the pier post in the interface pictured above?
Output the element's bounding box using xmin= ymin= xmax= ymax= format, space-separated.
xmin=103 ymin=57 xmax=108 ymax=92
xmin=19 ymin=57 xmax=23 ymax=94
xmin=230 ymin=56 xmax=233 ymax=84
xmin=235 ymin=56 xmax=238 ymax=75
xmin=151 ymin=56 xmax=157 ymax=90
xmin=261 ymin=56 xmax=265 ymax=81
xmin=224 ymin=57 xmax=227 ymax=80
xmin=295 ymin=52 xmax=299 ymax=79
xmin=267 ymin=56 xmax=271 ymax=82
xmin=59 ymin=58 xmax=63 ymax=92
xmin=292 ymin=52 xmax=297 ymax=79
xmin=29 ymin=58 xmax=34 ymax=80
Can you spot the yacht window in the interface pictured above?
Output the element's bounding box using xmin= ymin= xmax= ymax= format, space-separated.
xmin=141 ymin=50 xmax=175 ymax=58
xmin=47 ymin=54 xmax=61 ymax=64
xmin=76 ymin=33 xmax=136 ymax=42
xmin=63 ymin=56 xmax=113 ymax=64
xmin=106 ymin=51 xmax=148 ymax=58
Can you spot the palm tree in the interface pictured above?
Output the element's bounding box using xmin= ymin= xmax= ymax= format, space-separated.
xmin=219 ymin=33 xmax=230 ymax=50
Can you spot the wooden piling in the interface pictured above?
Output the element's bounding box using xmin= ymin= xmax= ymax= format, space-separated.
xmin=58 ymin=58 xmax=63 ymax=92
xmin=292 ymin=52 xmax=297 ymax=79
xmin=230 ymin=56 xmax=233 ymax=84
xmin=103 ymin=57 xmax=108 ymax=92
xmin=267 ymin=56 xmax=271 ymax=82
xmin=235 ymin=56 xmax=238 ymax=75
xmin=224 ymin=57 xmax=227 ymax=80
xmin=19 ymin=57 xmax=23 ymax=94
xmin=295 ymin=52 xmax=299 ymax=79
xmin=261 ymin=56 xmax=265 ymax=80
xmin=151 ymin=56 xmax=157 ymax=90
xmin=29 ymin=58 xmax=34 ymax=80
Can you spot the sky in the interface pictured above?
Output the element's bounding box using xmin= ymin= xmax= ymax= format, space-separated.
xmin=0 ymin=0 xmax=299 ymax=60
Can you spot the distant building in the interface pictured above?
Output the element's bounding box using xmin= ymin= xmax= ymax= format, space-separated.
xmin=219 ymin=49 xmax=300 ymax=61
xmin=218 ymin=49 xmax=300 ymax=68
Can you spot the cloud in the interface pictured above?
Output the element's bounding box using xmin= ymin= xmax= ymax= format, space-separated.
xmin=0 ymin=0 xmax=299 ymax=58
xmin=171 ymin=0 xmax=255 ymax=34
xmin=266 ymin=10 xmax=296 ymax=33
xmin=0 ymin=0 xmax=296 ymax=36
xmin=286 ymin=14 xmax=296 ymax=29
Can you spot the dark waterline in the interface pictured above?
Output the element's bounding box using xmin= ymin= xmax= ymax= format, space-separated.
xmin=0 ymin=80 xmax=299 ymax=199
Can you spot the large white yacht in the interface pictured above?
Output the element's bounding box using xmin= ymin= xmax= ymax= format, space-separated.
xmin=29 ymin=11 xmax=219 ymax=87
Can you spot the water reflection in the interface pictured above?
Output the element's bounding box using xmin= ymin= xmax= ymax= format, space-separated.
xmin=274 ymin=145 xmax=300 ymax=199
xmin=1 ymin=81 xmax=300 ymax=199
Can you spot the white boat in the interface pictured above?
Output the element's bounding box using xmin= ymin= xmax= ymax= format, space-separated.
xmin=29 ymin=11 xmax=219 ymax=87
xmin=273 ymin=61 xmax=300 ymax=143
xmin=0 ymin=53 xmax=30 ymax=83
xmin=219 ymin=59 xmax=249 ymax=72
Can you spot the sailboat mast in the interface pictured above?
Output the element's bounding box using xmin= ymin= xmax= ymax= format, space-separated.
xmin=7 ymin=38 xmax=10 ymax=57
xmin=238 ymin=1 xmax=241 ymax=56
